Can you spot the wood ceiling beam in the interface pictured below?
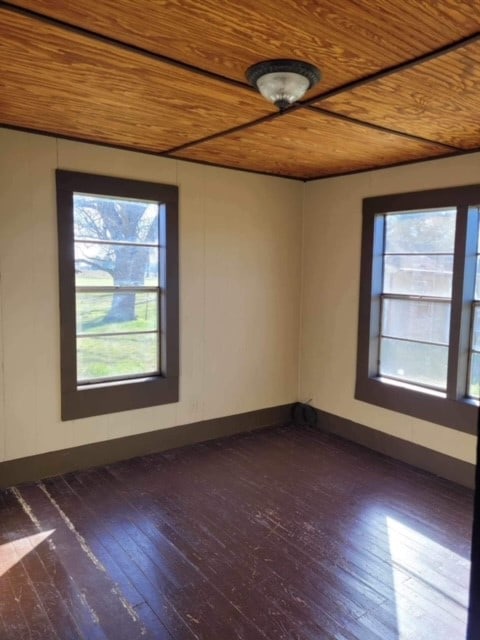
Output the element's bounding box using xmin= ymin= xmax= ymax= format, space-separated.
xmin=0 ymin=0 xmax=254 ymax=93
xmin=1 ymin=0 xmax=478 ymax=173
xmin=308 ymin=29 xmax=480 ymax=106
xmin=4 ymin=0 xmax=480 ymax=112
xmin=0 ymin=122 xmax=303 ymax=181
xmin=303 ymin=145 xmax=480 ymax=182
xmin=166 ymin=102 xmax=459 ymax=158
xmin=165 ymin=112 xmax=281 ymax=155
xmin=7 ymin=119 xmax=480 ymax=184
xmin=304 ymin=106 xmax=460 ymax=151
xmin=166 ymin=30 xmax=480 ymax=155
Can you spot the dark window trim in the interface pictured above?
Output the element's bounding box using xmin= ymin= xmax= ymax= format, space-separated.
xmin=356 ymin=184 xmax=480 ymax=436
xmin=56 ymin=170 xmax=179 ymax=420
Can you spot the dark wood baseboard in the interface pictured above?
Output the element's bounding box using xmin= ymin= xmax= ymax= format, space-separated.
xmin=314 ymin=407 xmax=475 ymax=489
xmin=2 ymin=403 xmax=473 ymax=489
xmin=0 ymin=404 xmax=292 ymax=488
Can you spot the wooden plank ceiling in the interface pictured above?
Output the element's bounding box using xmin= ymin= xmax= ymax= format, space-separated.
xmin=1 ymin=0 xmax=480 ymax=179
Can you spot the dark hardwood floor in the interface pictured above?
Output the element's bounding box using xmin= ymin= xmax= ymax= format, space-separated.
xmin=0 ymin=424 xmax=473 ymax=639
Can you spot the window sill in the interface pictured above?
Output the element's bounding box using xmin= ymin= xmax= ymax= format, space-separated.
xmin=62 ymin=375 xmax=179 ymax=421
xmin=355 ymin=375 xmax=478 ymax=435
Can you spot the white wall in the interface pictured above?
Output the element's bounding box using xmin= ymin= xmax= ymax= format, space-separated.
xmin=2 ymin=127 xmax=478 ymax=467
xmin=300 ymin=154 xmax=480 ymax=465
xmin=0 ymin=129 xmax=303 ymax=462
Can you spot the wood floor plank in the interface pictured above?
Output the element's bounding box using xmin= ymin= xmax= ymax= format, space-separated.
xmin=104 ymin=453 xmax=411 ymax=638
xmin=92 ymin=466 xmax=351 ymax=639
xmin=43 ymin=475 xmax=175 ymax=639
xmin=104 ymin=456 xmax=404 ymax=638
xmin=54 ymin=469 xmax=270 ymax=640
xmin=11 ymin=483 xmax=150 ymax=640
xmin=0 ymin=424 xmax=472 ymax=640
xmin=125 ymin=424 xmax=468 ymax=636
xmin=69 ymin=469 xmax=297 ymax=640
xmin=0 ymin=490 xmax=83 ymax=640
xmin=0 ymin=493 xmax=67 ymax=640
xmin=44 ymin=475 xmax=192 ymax=640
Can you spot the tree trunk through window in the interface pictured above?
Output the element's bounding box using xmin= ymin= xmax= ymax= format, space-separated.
xmin=74 ymin=197 xmax=158 ymax=325
xmin=105 ymin=244 xmax=149 ymax=323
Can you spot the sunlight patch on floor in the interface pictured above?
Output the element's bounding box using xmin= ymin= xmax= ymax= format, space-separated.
xmin=0 ymin=529 xmax=55 ymax=577
xmin=386 ymin=516 xmax=469 ymax=639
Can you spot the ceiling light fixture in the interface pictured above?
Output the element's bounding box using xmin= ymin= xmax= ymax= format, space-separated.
xmin=246 ymin=59 xmax=321 ymax=111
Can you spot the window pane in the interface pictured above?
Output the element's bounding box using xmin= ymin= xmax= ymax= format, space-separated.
xmin=74 ymin=195 xmax=159 ymax=244
xmin=471 ymin=307 xmax=480 ymax=351
xmin=379 ymin=337 xmax=448 ymax=389
xmin=384 ymin=209 xmax=456 ymax=254
xmin=75 ymin=242 xmax=158 ymax=287
xmin=382 ymin=299 xmax=450 ymax=344
xmin=474 ymin=257 xmax=480 ymax=300
xmin=383 ymin=255 xmax=453 ymax=297
xmin=159 ymin=204 xmax=166 ymax=247
xmin=76 ymin=292 xmax=158 ymax=334
xmin=77 ymin=333 xmax=158 ymax=382
xmin=469 ymin=352 xmax=480 ymax=399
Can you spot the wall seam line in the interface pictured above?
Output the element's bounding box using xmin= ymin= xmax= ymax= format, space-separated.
xmin=296 ymin=181 xmax=307 ymax=402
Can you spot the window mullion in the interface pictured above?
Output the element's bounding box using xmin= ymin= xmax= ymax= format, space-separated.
xmin=76 ymin=286 xmax=159 ymax=293
xmin=381 ymin=293 xmax=451 ymax=302
xmin=446 ymin=205 xmax=477 ymax=400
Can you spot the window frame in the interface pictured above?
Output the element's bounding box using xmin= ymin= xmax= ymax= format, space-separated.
xmin=356 ymin=184 xmax=480 ymax=436
xmin=56 ymin=170 xmax=179 ymax=421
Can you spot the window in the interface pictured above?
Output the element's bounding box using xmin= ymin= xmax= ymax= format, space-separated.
xmin=356 ymin=185 xmax=480 ymax=435
xmin=378 ymin=208 xmax=455 ymax=391
xmin=56 ymin=171 xmax=179 ymax=420
xmin=469 ymin=236 xmax=480 ymax=399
